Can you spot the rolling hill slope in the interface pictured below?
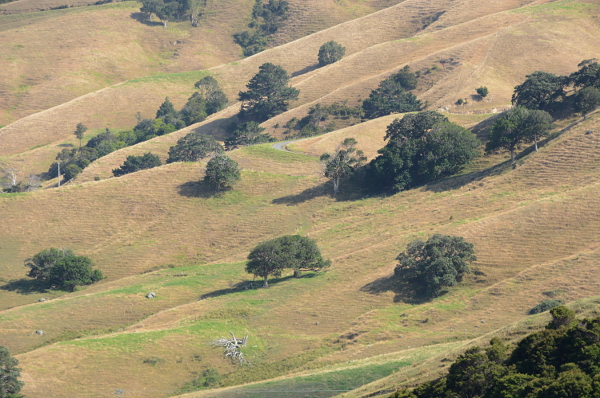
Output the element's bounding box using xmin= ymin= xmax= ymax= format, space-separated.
xmin=2 ymin=0 xmax=600 ymax=397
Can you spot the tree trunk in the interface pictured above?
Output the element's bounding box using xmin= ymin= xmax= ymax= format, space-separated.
xmin=263 ymin=275 xmax=269 ymax=288
xmin=510 ymin=149 xmax=516 ymax=164
xmin=163 ymin=20 xmax=168 ymax=29
xmin=333 ymin=177 xmax=339 ymax=196
xmin=293 ymin=268 xmax=300 ymax=278
xmin=534 ymin=136 xmax=538 ymax=152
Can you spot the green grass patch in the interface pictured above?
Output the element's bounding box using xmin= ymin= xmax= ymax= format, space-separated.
xmin=124 ymin=70 xmax=211 ymax=86
xmin=241 ymin=144 xmax=318 ymax=163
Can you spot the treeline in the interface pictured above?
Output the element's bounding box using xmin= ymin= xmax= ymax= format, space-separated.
xmin=49 ymin=76 xmax=227 ymax=181
xmin=390 ymin=306 xmax=600 ymax=398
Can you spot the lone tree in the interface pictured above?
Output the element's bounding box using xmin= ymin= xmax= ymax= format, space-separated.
xmin=204 ymin=155 xmax=241 ymax=192
xmin=167 ymin=132 xmax=224 ymax=163
xmin=320 ymin=138 xmax=366 ymax=196
xmin=476 ymin=86 xmax=489 ymax=98
xmin=394 ymin=234 xmax=476 ymax=297
xmin=485 ymin=106 xmax=553 ymax=162
xmin=74 ymin=123 xmax=88 ymax=150
xmin=112 ymin=153 xmax=162 ymax=177
xmin=245 ymin=235 xmax=330 ymax=287
xmin=0 ymin=345 xmax=23 ymax=398
xmin=318 ymin=41 xmax=346 ymax=67
xmin=25 ymin=248 xmax=103 ymax=292
xmin=238 ymin=63 xmax=300 ymax=122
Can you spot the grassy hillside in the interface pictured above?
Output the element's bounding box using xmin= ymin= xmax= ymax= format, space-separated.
xmin=2 ymin=0 xmax=600 ymax=397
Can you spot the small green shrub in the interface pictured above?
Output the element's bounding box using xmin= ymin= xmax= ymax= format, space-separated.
xmin=142 ymin=356 xmax=166 ymax=366
xmin=528 ymin=299 xmax=564 ymax=315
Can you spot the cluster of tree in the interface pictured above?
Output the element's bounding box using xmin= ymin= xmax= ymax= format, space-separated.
xmin=233 ymin=0 xmax=290 ymax=56
xmin=50 ymin=77 xmax=227 ymax=181
xmin=139 ymin=0 xmax=207 ymax=28
xmin=25 ymin=248 xmax=104 ymax=292
xmin=113 ymin=153 xmax=162 ymax=177
xmin=366 ymin=111 xmax=481 ymax=192
xmin=204 ymin=155 xmax=241 ymax=192
xmin=395 ymin=234 xmax=476 ymax=297
xmin=390 ymin=306 xmax=600 ymax=398
xmin=224 ymin=121 xmax=275 ymax=149
xmin=284 ymin=102 xmax=362 ymax=138
xmin=362 ymin=66 xmax=421 ymax=119
xmin=167 ymin=132 xmax=224 ymax=163
xmin=0 ymin=345 xmax=23 ymax=398
xmin=246 ymin=235 xmax=330 ymax=287
xmin=318 ymin=41 xmax=346 ymax=67
xmin=320 ymin=138 xmax=367 ymax=196
xmin=485 ymin=106 xmax=553 ymax=163
xmin=512 ymin=59 xmax=600 ymax=117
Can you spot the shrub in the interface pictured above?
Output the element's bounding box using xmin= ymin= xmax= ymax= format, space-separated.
xmin=529 ymin=299 xmax=564 ymax=315
xmin=318 ymin=41 xmax=346 ymax=66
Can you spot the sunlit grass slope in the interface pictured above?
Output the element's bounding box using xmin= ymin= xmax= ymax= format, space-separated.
xmin=2 ymin=109 xmax=600 ymax=397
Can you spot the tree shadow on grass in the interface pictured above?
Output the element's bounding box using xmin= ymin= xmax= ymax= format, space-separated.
xmin=130 ymin=12 xmax=164 ymax=27
xmin=178 ymin=180 xmax=219 ymax=198
xmin=199 ymin=273 xmax=318 ymax=300
xmin=272 ymin=176 xmax=376 ymax=205
xmin=0 ymin=278 xmax=49 ymax=295
xmin=291 ymin=63 xmax=319 ymax=77
xmin=360 ymin=275 xmax=432 ymax=305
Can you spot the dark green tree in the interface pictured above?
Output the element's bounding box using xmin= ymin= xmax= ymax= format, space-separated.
xmin=393 ymin=65 xmax=418 ymax=91
xmin=25 ymin=247 xmax=75 ymax=281
xmin=245 ymin=235 xmax=329 ymax=286
xmin=318 ymin=41 xmax=346 ymax=67
xmin=192 ymin=76 xmax=229 ymax=116
xmin=204 ymin=155 xmax=241 ymax=192
xmin=140 ymin=0 xmax=187 ymax=28
xmin=238 ymin=63 xmax=300 ymax=122
xmin=485 ymin=106 xmax=552 ymax=163
xmin=112 ymin=152 xmax=162 ymax=177
xmin=547 ymin=305 xmax=576 ymax=330
xmin=156 ymin=97 xmax=177 ymax=120
xmin=224 ymin=121 xmax=274 ymax=149
xmin=368 ymin=112 xmax=479 ymax=192
xmin=232 ymin=31 xmax=268 ymax=57
xmin=167 ymin=132 xmax=223 ymax=163
xmin=179 ymin=92 xmax=208 ymax=126
xmin=245 ymin=239 xmax=286 ymax=288
xmin=445 ymin=346 xmax=505 ymax=398
xmin=569 ymin=59 xmax=600 ymax=89
xmin=74 ymin=122 xmax=88 ymax=150
xmin=394 ymin=234 xmax=476 ymax=297
xmin=48 ymin=255 xmax=104 ymax=292
xmin=362 ymin=78 xmax=422 ymax=119
xmin=319 ymin=138 xmax=367 ymax=196
xmin=511 ymin=71 xmax=566 ymax=111
xmin=573 ymin=87 xmax=600 ymax=119
xmin=63 ymin=163 xmax=83 ymax=181
xmin=0 ymin=345 xmax=23 ymax=398
xmin=476 ymin=86 xmax=489 ymax=98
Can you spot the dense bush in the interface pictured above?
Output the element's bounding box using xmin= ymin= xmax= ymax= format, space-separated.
xmin=204 ymin=155 xmax=241 ymax=192
xmin=25 ymin=248 xmax=103 ymax=291
xmin=167 ymin=132 xmax=223 ymax=163
xmin=529 ymin=299 xmax=564 ymax=315
xmin=318 ymin=41 xmax=346 ymax=66
xmin=233 ymin=0 xmax=290 ymax=56
xmin=390 ymin=306 xmax=600 ymax=398
xmin=112 ymin=153 xmax=162 ymax=177
xmin=225 ymin=121 xmax=275 ymax=149
xmin=362 ymin=66 xmax=421 ymax=119
xmin=394 ymin=234 xmax=476 ymax=297
xmin=367 ymin=111 xmax=481 ymax=192
xmin=0 ymin=345 xmax=23 ymax=398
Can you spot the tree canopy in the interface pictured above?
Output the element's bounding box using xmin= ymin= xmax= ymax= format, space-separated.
xmin=238 ymin=63 xmax=299 ymax=122
xmin=246 ymin=235 xmax=330 ymax=287
xmin=233 ymin=0 xmax=290 ymax=56
xmin=573 ymin=86 xmax=600 ymax=118
xmin=74 ymin=122 xmax=87 ymax=149
xmin=112 ymin=153 xmax=162 ymax=177
xmin=204 ymin=155 xmax=241 ymax=192
xmin=394 ymin=234 xmax=476 ymax=297
xmin=25 ymin=248 xmax=103 ymax=292
xmin=362 ymin=79 xmax=421 ymax=119
xmin=140 ymin=0 xmax=192 ymax=28
xmin=0 ymin=345 xmax=23 ymax=398
xmin=367 ymin=112 xmax=480 ymax=192
xmin=318 ymin=41 xmax=346 ymax=66
xmin=485 ymin=106 xmax=553 ymax=162
xmin=511 ymin=71 xmax=566 ymax=111
xmin=320 ymin=138 xmax=366 ymax=196
xmin=167 ymin=132 xmax=223 ymax=163
xmin=390 ymin=307 xmax=600 ymax=398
